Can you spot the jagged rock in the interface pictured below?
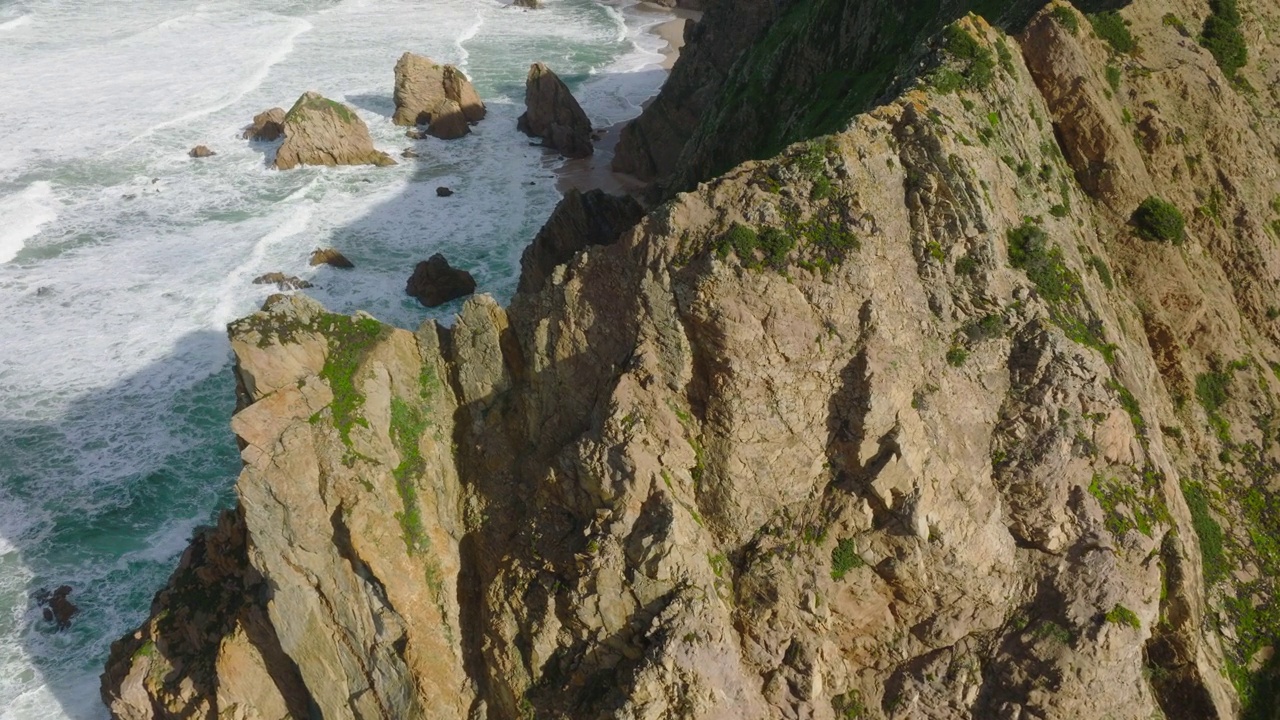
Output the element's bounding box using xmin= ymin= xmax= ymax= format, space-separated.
xmin=436 ymin=186 xmax=454 ymax=197
xmin=405 ymin=254 xmax=475 ymax=307
xmin=34 ymin=586 xmax=78 ymax=630
xmin=402 ymin=148 xmax=419 ymax=158
xmin=517 ymin=63 xmax=593 ymax=158
xmin=252 ymin=272 xmax=313 ymax=290
xmin=273 ymin=91 xmax=396 ymax=170
xmin=512 ymin=0 xmax=542 ymax=7
xmin=188 ymin=145 xmax=216 ymax=158
xmin=308 ymin=248 xmax=353 ymax=268
xmin=242 ymin=107 xmax=286 ymax=141
xmin=516 ymin=188 xmax=644 ymax=294
xmin=392 ymin=52 xmax=486 ymax=140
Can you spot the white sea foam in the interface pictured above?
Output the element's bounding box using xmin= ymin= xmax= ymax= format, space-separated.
xmin=0 ymin=182 xmax=56 ymax=264
xmin=456 ymin=11 xmax=483 ymax=67
xmin=0 ymin=14 xmax=31 ymax=30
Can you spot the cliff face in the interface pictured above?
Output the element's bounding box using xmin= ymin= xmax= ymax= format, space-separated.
xmin=104 ymin=0 xmax=1280 ymax=717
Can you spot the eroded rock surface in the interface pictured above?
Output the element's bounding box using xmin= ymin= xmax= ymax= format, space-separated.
xmin=392 ymin=53 xmax=485 ymax=140
xmin=242 ymin=107 xmax=286 ymax=141
xmin=273 ymin=92 xmax=395 ymax=170
xmin=517 ymin=63 xmax=593 ymax=158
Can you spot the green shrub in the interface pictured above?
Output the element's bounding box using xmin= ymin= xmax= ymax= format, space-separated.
xmin=965 ymin=313 xmax=1006 ymax=342
xmin=1162 ymin=13 xmax=1187 ymax=35
xmin=833 ymin=690 xmax=866 ymax=719
xmin=1133 ymin=196 xmax=1186 ymax=244
xmin=1201 ymin=0 xmax=1247 ymax=79
xmin=717 ymin=223 xmax=758 ymax=260
xmin=830 ymin=538 xmax=865 ymax=580
xmin=955 ymin=254 xmax=979 ymax=276
xmin=1051 ymin=5 xmax=1080 ymax=33
xmin=1105 ymin=604 xmax=1141 ymax=629
xmin=1105 ymin=65 xmax=1122 ymax=92
xmin=933 ymin=24 xmax=995 ymax=92
xmin=1086 ymin=254 xmax=1114 ymax=290
xmin=1088 ymin=11 xmax=1136 ymax=54
xmin=946 ymin=346 xmax=969 ymax=366
xmin=1181 ymin=480 xmax=1226 ymax=587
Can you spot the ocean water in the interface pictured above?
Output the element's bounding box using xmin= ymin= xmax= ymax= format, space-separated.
xmin=0 ymin=0 xmax=671 ymax=716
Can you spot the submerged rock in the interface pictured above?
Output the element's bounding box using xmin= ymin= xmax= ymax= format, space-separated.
xmin=252 ymin=272 xmax=313 ymax=290
xmin=309 ymin=248 xmax=353 ymax=268
xmin=188 ymin=145 xmax=216 ymax=158
xmin=392 ymin=53 xmax=486 ymax=140
xmin=405 ymin=254 xmax=475 ymax=307
xmin=517 ymin=63 xmax=593 ymax=158
xmin=34 ymin=586 xmax=78 ymax=630
xmin=273 ymin=92 xmax=396 ymax=170
xmin=512 ymin=0 xmax=542 ymax=7
xmin=436 ymin=186 xmax=454 ymax=197
xmin=241 ymin=107 xmax=286 ymax=141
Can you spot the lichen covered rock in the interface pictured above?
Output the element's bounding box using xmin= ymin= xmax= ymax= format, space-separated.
xmin=273 ymin=91 xmax=395 ymax=170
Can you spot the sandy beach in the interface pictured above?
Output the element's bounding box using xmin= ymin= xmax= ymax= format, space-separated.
xmin=554 ymin=4 xmax=701 ymax=196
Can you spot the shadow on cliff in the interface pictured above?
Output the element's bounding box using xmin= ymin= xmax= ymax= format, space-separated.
xmin=1 ymin=329 xmax=240 ymax=719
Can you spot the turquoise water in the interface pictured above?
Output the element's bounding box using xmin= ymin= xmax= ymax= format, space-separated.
xmin=0 ymin=0 xmax=671 ymax=716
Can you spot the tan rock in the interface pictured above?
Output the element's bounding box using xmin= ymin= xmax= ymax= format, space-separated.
xmin=242 ymin=107 xmax=286 ymax=141
xmin=273 ymin=91 xmax=396 ymax=170
xmin=309 ymin=248 xmax=353 ymax=268
xmin=392 ymin=52 xmax=485 ymax=138
xmin=517 ymin=63 xmax=593 ymax=158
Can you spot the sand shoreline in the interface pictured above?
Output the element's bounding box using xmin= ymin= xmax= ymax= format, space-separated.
xmin=552 ymin=4 xmax=700 ymax=196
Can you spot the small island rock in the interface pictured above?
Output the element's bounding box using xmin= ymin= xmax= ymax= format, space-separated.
xmin=188 ymin=145 xmax=216 ymax=158
xmin=436 ymin=186 xmax=454 ymax=197
xmin=405 ymin=254 xmax=476 ymax=307
xmin=517 ymin=63 xmax=593 ymax=158
xmin=252 ymin=272 xmax=314 ymax=290
xmin=309 ymin=248 xmax=354 ymax=268
xmin=273 ymin=92 xmax=396 ymax=170
xmin=393 ymin=53 xmax=486 ymax=140
xmin=242 ymin=108 xmax=286 ymax=141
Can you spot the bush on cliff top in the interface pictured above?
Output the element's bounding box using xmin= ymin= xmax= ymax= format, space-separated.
xmin=1200 ymin=0 xmax=1247 ymax=80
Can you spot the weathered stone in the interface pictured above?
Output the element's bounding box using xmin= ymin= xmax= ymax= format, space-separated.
xmin=188 ymin=145 xmax=216 ymax=158
xmin=273 ymin=91 xmax=396 ymax=170
xmin=405 ymin=254 xmax=476 ymax=307
xmin=517 ymin=63 xmax=593 ymax=158
xmin=252 ymin=272 xmax=313 ymax=290
xmin=392 ymin=52 xmax=486 ymax=139
xmin=436 ymin=186 xmax=454 ymax=197
xmin=242 ymin=107 xmax=286 ymax=141
xmin=309 ymin=248 xmax=353 ymax=268
xmin=516 ymin=188 xmax=644 ymax=294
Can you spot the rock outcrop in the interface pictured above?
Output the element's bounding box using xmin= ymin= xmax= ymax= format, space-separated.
xmin=392 ymin=53 xmax=485 ymax=140
xmin=242 ymin=108 xmax=286 ymax=141
xmin=273 ymin=92 xmax=395 ymax=170
xmin=309 ymin=248 xmax=354 ymax=268
xmin=253 ymin=272 xmax=313 ymax=290
xmin=516 ymin=63 xmax=593 ymax=158
xmin=104 ymin=1 xmax=1280 ymax=718
xmin=188 ymin=145 xmax=215 ymax=158
xmin=34 ymin=586 xmax=78 ymax=630
xmin=405 ymin=254 xmax=475 ymax=307
xmin=516 ymin=188 xmax=644 ymax=294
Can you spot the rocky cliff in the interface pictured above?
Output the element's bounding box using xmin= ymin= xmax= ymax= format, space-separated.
xmin=105 ymin=0 xmax=1280 ymax=718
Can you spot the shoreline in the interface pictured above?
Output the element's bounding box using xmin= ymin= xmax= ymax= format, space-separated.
xmin=553 ymin=4 xmax=700 ymax=197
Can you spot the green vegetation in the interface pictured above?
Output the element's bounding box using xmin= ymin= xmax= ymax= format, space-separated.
xmin=1105 ymin=64 xmax=1121 ymax=93
xmin=1133 ymin=196 xmax=1186 ymax=244
xmin=832 ymin=690 xmax=867 ymax=719
xmin=1162 ymin=13 xmax=1187 ymax=35
xmin=390 ymin=398 xmax=432 ymax=556
xmin=1033 ymin=620 xmax=1074 ymax=645
xmin=1050 ymin=4 xmax=1079 ymax=34
xmin=830 ymin=538 xmax=865 ymax=580
xmin=709 ymin=552 xmax=730 ymax=578
xmin=1006 ymin=219 xmax=1117 ymax=363
xmin=931 ymin=23 xmax=996 ymax=93
xmin=1088 ymin=11 xmax=1136 ymax=54
xmin=1181 ymin=480 xmax=1227 ymax=587
xmin=1086 ymin=254 xmax=1114 ymax=290
xmin=1089 ymin=468 xmax=1170 ymax=538
xmin=315 ymin=314 xmax=389 ymax=449
xmin=964 ymin=313 xmax=1006 ymax=342
xmin=955 ymin=254 xmax=979 ymax=276
xmin=1105 ymin=604 xmax=1141 ymax=629
xmin=946 ymin=346 xmax=969 ymax=366
xmin=1200 ymin=0 xmax=1248 ymax=81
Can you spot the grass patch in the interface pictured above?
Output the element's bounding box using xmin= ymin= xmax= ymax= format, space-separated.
xmin=1050 ymin=5 xmax=1079 ymax=33
xmin=1086 ymin=254 xmax=1114 ymax=289
xmin=1181 ymin=480 xmax=1227 ymax=587
xmin=946 ymin=346 xmax=969 ymax=366
xmin=316 ymin=315 xmax=389 ymax=448
xmin=1088 ymin=11 xmax=1136 ymax=54
xmin=931 ymin=23 xmax=996 ymax=93
xmin=1089 ymin=468 xmax=1170 ymax=538
xmin=1105 ymin=604 xmax=1141 ymax=629
xmin=1105 ymin=64 xmax=1121 ymax=92
xmin=830 ymin=538 xmax=865 ymax=580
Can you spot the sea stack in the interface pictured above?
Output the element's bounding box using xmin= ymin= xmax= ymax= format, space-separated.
xmin=272 ymin=92 xmax=395 ymax=170
xmin=517 ymin=63 xmax=593 ymax=158
xmin=392 ymin=52 xmax=486 ymax=140
xmin=405 ymin=254 xmax=476 ymax=307
xmin=242 ymin=107 xmax=286 ymax=141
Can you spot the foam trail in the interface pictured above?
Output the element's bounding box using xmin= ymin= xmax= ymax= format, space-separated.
xmin=0 ymin=14 xmax=30 ymax=30
xmin=602 ymin=3 xmax=627 ymax=42
xmin=456 ymin=11 xmax=483 ymax=67
xmin=108 ymin=17 xmax=313 ymax=155
xmin=0 ymin=182 xmax=56 ymax=264
xmin=210 ymin=200 xmax=314 ymax=328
